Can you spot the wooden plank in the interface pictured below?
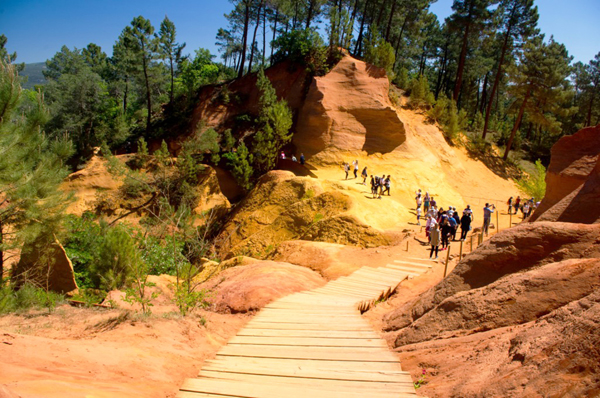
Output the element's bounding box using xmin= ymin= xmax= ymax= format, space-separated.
xmin=205 ymin=356 xmax=404 ymax=373
xmin=244 ymin=322 xmax=372 ymax=331
xmin=178 ymin=391 xmax=242 ymax=398
xmin=202 ymin=360 xmax=409 ymax=383
xmin=236 ymin=329 xmax=381 ymax=338
xmin=393 ymin=260 xmax=433 ymax=268
xmin=330 ymin=278 xmax=394 ymax=289
xmin=228 ymin=336 xmax=388 ymax=347
xmin=181 ymin=378 xmax=416 ymax=398
xmin=351 ymin=269 xmax=404 ymax=284
xmin=218 ymin=344 xmax=401 ymax=362
xmin=384 ymin=265 xmax=422 ymax=276
xmin=198 ymin=370 xmax=417 ymax=393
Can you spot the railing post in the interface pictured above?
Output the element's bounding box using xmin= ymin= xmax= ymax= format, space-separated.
xmin=444 ymin=245 xmax=451 ymax=277
xmin=459 ymin=239 xmax=463 ymax=260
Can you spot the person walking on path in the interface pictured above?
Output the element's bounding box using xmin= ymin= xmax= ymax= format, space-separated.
xmin=425 ymin=215 xmax=436 ymax=242
xmin=417 ymin=207 xmax=422 ymax=226
xmin=483 ymin=203 xmax=495 ymax=236
xmin=361 ymin=167 xmax=368 ymax=184
xmin=448 ymin=212 xmax=458 ymax=241
xmin=343 ymin=162 xmax=350 ymax=180
xmin=463 ymin=204 xmax=473 ymax=221
xmin=460 ymin=211 xmax=472 ymax=240
xmin=514 ymin=196 xmax=521 ymax=215
xmin=382 ymin=175 xmax=391 ymax=196
xmin=441 ymin=218 xmax=452 ymax=249
xmin=371 ymin=175 xmax=378 ymax=198
xmin=429 ymin=223 xmax=441 ymax=259
xmin=424 ymin=193 xmax=430 ymax=213
xmin=352 ymin=160 xmax=359 ymax=178
xmin=507 ymin=197 xmax=513 ymax=214
xmin=300 ymin=153 xmax=305 ymax=165
xmin=430 ymin=196 xmax=437 ymax=209
xmin=523 ymin=202 xmax=530 ymax=219
xmin=415 ymin=189 xmax=422 ymax=209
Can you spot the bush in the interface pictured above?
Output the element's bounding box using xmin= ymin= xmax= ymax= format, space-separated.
xmin=141 ymin=235 xmax=188 ymax=276
xmin=0 ymin=283 xmax=64 ymax=314
xmin=64 ymin=214 xmax=103 ymax=289
xmin=516 ymin=159 xmax=546 ymax=200
xmin=393 ymin=67 xmax=410 ymax=90
xmin=409 ymin=74 xmax=434 ymax=108
xmin=427 ymin=94 xmax=460 ymax=140
xmin=364 ymin=28 xmax=395 ymax=79
xmin=271 ymin=29 xmax=329 ymax=75
xmin=89 ymin=223 xmax=139 ymax=290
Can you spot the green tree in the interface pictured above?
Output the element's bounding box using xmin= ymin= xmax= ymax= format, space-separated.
xmin=252 ymin=68 xmax=293 ymax=172
xmin=0 ymin=35 xmax=24 ymax=71
xmin=482 ymin=0 xmax=538 ymax=138
xmin=122 ymin=16 xmax=159 ymax=134
xmin=157 ymin=16 xmax=186 ymax=105
xmin=364 ymin=27 xmax=396 ymax=79
xmin=0 ymin=60 xmax=73 ymax=281
xmin=224 ymin=142 xmax=254 ymax=191
xmin=503 ymin=36 xmax=573 ymax=160
xmin=448 ymin=0 xmax=494 ymax=101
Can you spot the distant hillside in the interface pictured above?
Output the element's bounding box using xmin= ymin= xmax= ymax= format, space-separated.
xmin=20 ymin=62 xmax=47 ymax=89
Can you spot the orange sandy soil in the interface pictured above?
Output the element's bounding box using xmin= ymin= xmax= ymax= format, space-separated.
xmin=308 ymin=109 xmax=523 ymax=232
xmin=0 ymin=305 xmax=249 ymax=397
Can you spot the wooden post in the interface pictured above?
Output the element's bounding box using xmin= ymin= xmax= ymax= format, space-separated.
xmin=443 ymin=245 xmax=451 ymax=277
xmin=496 ymin=210 xmax=500 ymax=234
xmin=509 ymin=211 xmax=512 ymax=228
xmin=470 ymin=235 xmax=474 ymax=252
xmin=406 ymin=240 xmax=409 ymax=251
xmin=459 ymin=239 xmax=463 ymax=260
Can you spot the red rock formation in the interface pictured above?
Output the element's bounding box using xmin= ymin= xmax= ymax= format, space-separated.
xmin=293 ymin=55 xmax=405 ymax=162
xmin=13 ymin=239 xmax=78 ymax=295
xmin=201 ymin=261 xmax=325 ymax=313
xmin=531 ymin=124 xmax=600 ymax=223
xmin=383 ymin=222 xmax=600 ymax=332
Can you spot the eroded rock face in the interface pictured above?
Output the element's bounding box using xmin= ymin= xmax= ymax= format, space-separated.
xmin=294 ymin=55 xmax=405 ymax=162
xmin=533 ymin=156 xmax=600 ymax=224
xmin=393 ymin=258 xmax=600 ymax=346
xmin=531 ymin=124 xmax=600 ymax=223
xmin=201 ymin=261 xmax=326 ymax=313
xmin=215 ymin=170 xmax=389 ymax=258
xmin=13 ymin=239 xmax=78 ymax=295
xmin=384 ymin=222 xmax=600 ymax=332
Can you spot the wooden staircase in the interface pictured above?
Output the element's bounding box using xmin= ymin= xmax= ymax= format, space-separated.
xmin=178 ymin=259 xmax=434 ymax=398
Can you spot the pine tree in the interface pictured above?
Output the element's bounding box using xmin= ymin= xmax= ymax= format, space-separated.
xmin=122 ymin=16 xmax=159 ymax=134
xmin=482 ymin=0 xmax=538 ymax=138
xmin=503 ymin=36 xmax=573 ymax=160
xmin=0 ymin=60 xmax=73 ymax=282
xmin=157 ymin=16 xmax=186 ymax=106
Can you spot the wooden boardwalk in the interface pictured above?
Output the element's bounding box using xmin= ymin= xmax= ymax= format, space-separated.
xmin=179 ymin=260 xmax=435 ymax=398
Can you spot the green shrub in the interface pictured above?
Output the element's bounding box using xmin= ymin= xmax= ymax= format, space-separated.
xmin=0 ymin=283 xmax=64 ymax=314
xmin=271 ymin=29 xmax=329 ymax=75
xmin=516 ymin=159 xmax=546 ymax=200
xmin=393 ymin=67 xmax=410 ymax=90
xmin=140 ymin=235 xmax=188 ymax=276
xmin=409 ymin=74 xmax=434 ymax=108
xmin=364 ymin=27 xmax=395 ymax=79
xmin=64 ymin=214 xmax=103 ymax=289
xmin=89 ymin=223 xmax=139 ymax=291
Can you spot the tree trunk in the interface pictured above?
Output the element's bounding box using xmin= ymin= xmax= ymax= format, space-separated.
xmin=503 ymin=87 xmax=531 ymax=161
xmin=453 ymin=2 xmax=474 ymax=101
xmin=239 ymin=1 xmax=251 ymax=78
xmin=123 ymin=78 xmax=129 ymax=113
xmin=385 ymin=0 xmax=397 ymax=41
xmin=270 ymin=7 xmax=279 ymax=64
xmin=306 ymin=0 xmax=315 ymax=29
xmin=480 ymin=71 xmax=489 ymax=113
xmin=376 ymin=0 xmax=388 ymax=27
xmin=355 ymin=0 xmax=371 ymax=56
xmin=262 ymin=6 xmax=267 ymax=65
xmin=248 ymin=1 xmax=263 ymax=73
xmin=169 ymin=57 xmax=174 ymax=105
xmin=142 ymin=47 xmax=152 ymax=133
xmin=483 ymin=26 xmax=513 ymax=138
xmin=586 ymin=94 xmax=595 ymax=126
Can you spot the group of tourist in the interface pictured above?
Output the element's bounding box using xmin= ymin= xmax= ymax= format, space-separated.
xmin=280 ymin=151 xmax=305 ymax=165
xmin=507 ymin=196 xmax=539 ymax=218
xmin=341 ymin=160 xmax=392 ymax=199
xmin=415 ymin=189 xmax=478 ymax=259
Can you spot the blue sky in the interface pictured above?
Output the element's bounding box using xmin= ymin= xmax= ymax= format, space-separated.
xmin=1 ymin=0 xmax=598 ymax=65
